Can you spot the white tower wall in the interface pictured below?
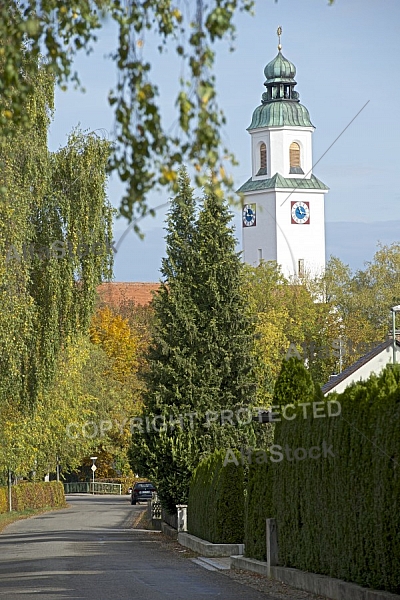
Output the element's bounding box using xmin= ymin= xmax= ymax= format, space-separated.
xmin=275 ymin=189 xmax=326 ymax=279
xmin=242 ymin=191 xmax=277 ymax=266
xmin=242 ymin=188 xmax=326 ymax=279
xmin=251 ymin=126 xmax=314 ymax=181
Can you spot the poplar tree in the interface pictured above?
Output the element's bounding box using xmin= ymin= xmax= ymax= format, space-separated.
xmin=130 ymin=171 xmax=259 ymax=512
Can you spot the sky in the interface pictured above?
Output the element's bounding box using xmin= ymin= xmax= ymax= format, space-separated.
xmin=48 ymin=0 xmax=400 ymax=282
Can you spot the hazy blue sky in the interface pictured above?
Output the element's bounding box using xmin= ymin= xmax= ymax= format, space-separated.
xmin=48 ymin=0 xmax=400 ymax=281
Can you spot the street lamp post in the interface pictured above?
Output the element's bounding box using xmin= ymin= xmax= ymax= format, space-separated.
xmin=90 ymin=456 xmax=98 ymax=495
xmin=390 ymin=305 xmax=400 ymax=365
xmin=8 ymin=469 xmax=12 ymax=512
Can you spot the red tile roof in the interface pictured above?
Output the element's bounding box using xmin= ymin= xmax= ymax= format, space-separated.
xmin=97 ymin=282 xmax=160 ymax=307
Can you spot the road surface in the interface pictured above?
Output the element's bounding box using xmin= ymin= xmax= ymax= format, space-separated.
xmin=0 ymin=494 xmax=269 ymax=599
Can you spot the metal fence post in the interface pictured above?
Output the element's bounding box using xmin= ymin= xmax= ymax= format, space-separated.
xmin=266 ymin=518 xmax=278 ymax=577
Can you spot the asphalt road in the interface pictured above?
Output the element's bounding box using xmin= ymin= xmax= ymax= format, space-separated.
xmin=0 ymin=494 xmax=268 ymax=600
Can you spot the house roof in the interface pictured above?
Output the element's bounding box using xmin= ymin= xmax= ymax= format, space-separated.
xmin=96 ymin=282 xmax=160 ymax=307
xmin=321 ymin=338 xmax=400 ymax=395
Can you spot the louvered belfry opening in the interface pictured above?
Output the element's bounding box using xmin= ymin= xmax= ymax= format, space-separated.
xmin=290 ymin=142 xmax=300 ymax=167
xmin=289 ymin=142 xmax=304 ymax=174
xmin=260 ymin=143 xmax=267 ymax=169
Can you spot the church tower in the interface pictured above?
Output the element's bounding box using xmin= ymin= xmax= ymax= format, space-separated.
xmin=238 ymin=28 xmax=328 ymax=279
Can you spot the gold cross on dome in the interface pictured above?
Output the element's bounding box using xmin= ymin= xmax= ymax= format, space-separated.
xmin=277 ymin=26 xmax=282 ymax=51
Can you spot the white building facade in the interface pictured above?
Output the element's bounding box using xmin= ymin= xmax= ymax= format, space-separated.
xmin=322 ymin=340 xmax=400 ymax=396
xmin=238 ymin=39 xmax=329 ymax=279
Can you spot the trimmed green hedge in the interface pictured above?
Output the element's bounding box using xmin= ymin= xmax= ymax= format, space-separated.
xmin=244 ymin=457 xmax=273 ymax=560
xmin=0 ymin=482 xmax=65 ymax=513
xmin=187 ymin=449 xmax=244 ymax=544
xmin=245 ymin=361 xmax=400 ymax=594
xmin=244 ymin=356 xmax=315 ymax=561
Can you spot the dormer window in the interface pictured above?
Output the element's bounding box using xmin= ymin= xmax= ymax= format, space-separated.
xmin=257 ymin=142 xmax=268 ymax=176
xmin=289 ymin=142 xmax=304 ymax=174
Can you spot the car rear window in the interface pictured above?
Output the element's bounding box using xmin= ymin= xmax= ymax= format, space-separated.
xmin=135 ymin=483 xmax=154 ymax=490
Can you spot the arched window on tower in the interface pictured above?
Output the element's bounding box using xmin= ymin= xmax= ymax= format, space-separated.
xmin=257 ymin=142 xmax=267 ymax=175
xmin=260 ymin=143 xmax=267 ymax=169
xmin=289 ymin=142 xmax=304 ymax=174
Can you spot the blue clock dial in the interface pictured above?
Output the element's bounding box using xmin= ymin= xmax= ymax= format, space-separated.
xmin=291 ymin=201 xmax=310 ymax=224
xmin=243 ymin=204 xmax=256 ymax=227
xmin=295 ymin=206 xmax=306 ymax=219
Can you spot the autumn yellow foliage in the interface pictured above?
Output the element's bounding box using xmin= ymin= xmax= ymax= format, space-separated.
xmin=88 ymin=306 xmax=145 ymax=478
xmin=90 ymin=307 xmax=140 ymax=382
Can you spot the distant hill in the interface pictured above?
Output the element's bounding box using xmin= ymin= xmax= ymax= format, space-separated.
xmin=112 ymin=220 xmax=400 ymax=282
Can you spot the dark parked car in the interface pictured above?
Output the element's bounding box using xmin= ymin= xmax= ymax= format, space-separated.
xmin=130 ymin=481 xmax=156 ymax=505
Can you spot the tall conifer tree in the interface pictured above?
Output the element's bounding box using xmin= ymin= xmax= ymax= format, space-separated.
xmin=130 ymin=171 xmax=258 ymax=512
xmin=191 ymin=185 xmax=257 ymax=451
xmin=130 ymin=168 xmax=200 ymax=511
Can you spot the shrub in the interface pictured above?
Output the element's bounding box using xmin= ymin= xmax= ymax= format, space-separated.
xmin=0 ymin=487 xmax=7 ymax=513
xmin=0 ymin=481 xmax=65 ymax=513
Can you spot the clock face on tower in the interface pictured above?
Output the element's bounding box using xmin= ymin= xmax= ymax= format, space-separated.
xmin=243 ymin=204 xmax=256 ymax=227
xmin=291 ymin=201 xmax=310 ymax=224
